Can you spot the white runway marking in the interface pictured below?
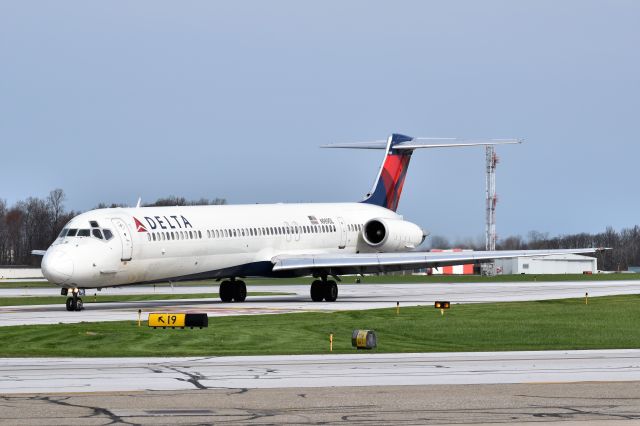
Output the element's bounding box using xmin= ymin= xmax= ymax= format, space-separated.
xmin=2 ymin=350 xmax=640 ymax=394
xmin=1 ymin=280 xmax=639 ymax=326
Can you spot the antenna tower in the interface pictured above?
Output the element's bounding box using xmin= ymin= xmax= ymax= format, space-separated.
xmin=483 ymin=145 xmax=498 ymax=275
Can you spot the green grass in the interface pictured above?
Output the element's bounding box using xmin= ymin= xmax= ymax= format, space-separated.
xmin=1 ymin=294 xmax=639 ymax=357
xmin=1 ymin=273 xmax=637 ymax=290
xmin=0 ymin=292 xmax=292 ymax=307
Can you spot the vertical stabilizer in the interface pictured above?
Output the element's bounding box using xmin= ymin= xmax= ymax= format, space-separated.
xmin=361 ymin=133 xmax=415 ymax=211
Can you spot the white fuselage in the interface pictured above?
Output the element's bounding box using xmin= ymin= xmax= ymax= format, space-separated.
xmin=41 ymin=202 xmax=402 ymax=289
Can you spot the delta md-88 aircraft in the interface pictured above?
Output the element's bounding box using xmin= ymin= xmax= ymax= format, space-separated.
xmin=35 ymin=134 xmax=601 ymax=311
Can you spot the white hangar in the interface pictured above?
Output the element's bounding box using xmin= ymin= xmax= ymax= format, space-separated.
xmin=495 ymin=253 xmax=597 ymax=275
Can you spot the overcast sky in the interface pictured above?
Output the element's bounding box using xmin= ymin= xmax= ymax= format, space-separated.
xmin=1 ymin=1 xmax=638 ymax=242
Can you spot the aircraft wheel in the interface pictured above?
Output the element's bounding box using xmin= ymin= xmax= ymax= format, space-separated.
xmin=324 ymin=281 xmax=338 ymax=302
xmin=219 ymin=281 xmax=233 ymax=302
xmin=310 ymin=280 xmax=324 ymax=302
xmin=75 ymin=298 xmax=84 ymax=311
xmin=65 ymin=297 xmax=74 ymax=311
xmin=233 ymin=281 xmax=247 ymax=302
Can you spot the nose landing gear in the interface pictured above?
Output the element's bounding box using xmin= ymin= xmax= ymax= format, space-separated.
xmin=219 ymin=279 xmax=247 ymax=303
xmin=63 ymin=288 xmax=84 ymax=311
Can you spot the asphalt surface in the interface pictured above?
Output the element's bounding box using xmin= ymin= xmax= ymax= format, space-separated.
xmin=2 ymin=280 xmax=640 ymax=326
xmin=2 ymin=351 xmax=640 ymax=424
xmin=3 ymin=350 xmax=640 ymax=394
xmin=2 ymin=382 xmax=639 ymax=425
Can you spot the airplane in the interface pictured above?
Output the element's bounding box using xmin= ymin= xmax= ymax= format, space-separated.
xmin=34 ymin=133 xmax=604 ymax=311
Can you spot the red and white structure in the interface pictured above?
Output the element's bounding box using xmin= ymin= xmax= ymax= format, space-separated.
xmin=427 ymin=249 xmax=475 ymax=275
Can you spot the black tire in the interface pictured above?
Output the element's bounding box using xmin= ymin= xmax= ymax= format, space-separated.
xmin=324 ymin=281 xmax=338 ymax=302
xmin=219 ymin=281 xmax=233 ymax=302
xmin=310 ymin=280 xmax=323 ymax=302
xmin=75 ymin=298 xmax=83 ymax=311
xmin=65 ymin=297 xmax=74 ymax=311
xmin=233 ymin=281 xmax=247 ymax=302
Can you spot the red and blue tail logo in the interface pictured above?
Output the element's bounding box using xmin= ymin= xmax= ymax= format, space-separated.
xmin=361 ymin=133 xmax=414 ymax=211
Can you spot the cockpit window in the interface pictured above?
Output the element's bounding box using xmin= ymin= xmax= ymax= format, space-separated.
xmin=92 ymin=229 xmax=103 ymax=239
xmin=59 ymin=228 xmax=69 ymax=238
xmin=103 ymin=229 xmax=114 ymax=240
xmin=77 ymin=229 xmax=90 ymax=237
xmin=67 ymin=229 xmax=78 ymax=237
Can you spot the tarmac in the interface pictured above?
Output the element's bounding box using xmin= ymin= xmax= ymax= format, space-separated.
xmin=2 ymin=280 xmax=640 ymax=326
xmin=2 ymin=351 xmax=640 ymax=425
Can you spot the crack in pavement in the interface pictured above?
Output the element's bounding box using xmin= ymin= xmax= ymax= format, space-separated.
xmin=1 ymin=395 xmax=137 ymax=426
xmin=162 ymin=365 xmax=209 ymax=390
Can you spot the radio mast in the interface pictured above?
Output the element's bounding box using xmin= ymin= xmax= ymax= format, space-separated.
xmin=483 ymin=145 xmax=498 ymax=275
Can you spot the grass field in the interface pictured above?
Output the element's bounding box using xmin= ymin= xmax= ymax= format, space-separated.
xmin=0 ymin=292 xmax=292 ymax=307
xmin=1 ymin=294 xmax=638 ymax=357
xmin=1 ymin=273 xmax=638 ymax=289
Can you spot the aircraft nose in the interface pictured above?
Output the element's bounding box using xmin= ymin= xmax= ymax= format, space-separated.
xmin=42 ymin=248 xmax=74 ymax=284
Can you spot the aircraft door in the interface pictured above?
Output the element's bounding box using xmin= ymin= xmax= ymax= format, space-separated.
xmin=111 ymin=218 xmax=133 ymax=261
xmin=337 ymin=217 xmax=347 ymax=249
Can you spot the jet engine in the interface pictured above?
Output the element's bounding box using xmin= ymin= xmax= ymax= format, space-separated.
xmin=361 ymin=218 xmax=426 ymax=252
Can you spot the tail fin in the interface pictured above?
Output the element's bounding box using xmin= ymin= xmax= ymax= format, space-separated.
xmin=323 ymin=133 xmax=522 ymax=212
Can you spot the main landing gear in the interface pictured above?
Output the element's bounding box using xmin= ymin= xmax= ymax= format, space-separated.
xmin=64 ymin=289 xmax=84 ymax=311
xmin=219 ymin=279 xmax=247 ymax=303
xmin=310 ymin=279 xmax=338 ymax=302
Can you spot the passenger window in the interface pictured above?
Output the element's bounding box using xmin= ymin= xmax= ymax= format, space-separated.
xmin=78 ymin=229 xmax=90 ymax=237
xmin=152 ymin=233 xmax=156 ymax=241
xmin=92 ymin=229 xmax=103 ymax=239
xmin=198 ymin=231 xmax=202 ymax=239
xmin=147 ymin=234 xmax=151 ymax=242
xmin=103 ymin=229 xmax=113 ymax=240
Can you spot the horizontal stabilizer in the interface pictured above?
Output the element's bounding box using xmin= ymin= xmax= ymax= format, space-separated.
xmin=322 ymin=137 xmax=522 ymax=150
xmin=31 ymin=250 xmax=46 ymax=256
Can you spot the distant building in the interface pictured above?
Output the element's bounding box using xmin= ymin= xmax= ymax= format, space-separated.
xmin=495 ymin=254 xmax=597 ymax=275
xmin=0 ymin=266 xmax=44 ymax=280
xmin=425 ymin=249 xmax=475 ymax=275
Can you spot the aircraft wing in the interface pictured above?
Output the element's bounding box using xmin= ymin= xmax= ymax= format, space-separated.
xmin=272 ymin=248 xmax=606 ymax=275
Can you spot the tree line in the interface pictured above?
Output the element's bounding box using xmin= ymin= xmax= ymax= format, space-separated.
xmin=0 ymin=190 xmax=226 ymax=266
xmin=430 ymin=227 xmax=638 ymax=272
xmin=0 ymin=189 xmax=635 ymax=271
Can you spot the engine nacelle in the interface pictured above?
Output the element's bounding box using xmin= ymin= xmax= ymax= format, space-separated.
xmin=361 ymin=218 xmax=426 ymax=252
